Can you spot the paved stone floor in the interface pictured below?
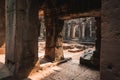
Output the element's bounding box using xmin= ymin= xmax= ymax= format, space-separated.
xmin=0 ymin=41 xmax=100 ymax=80
xmin=25 ymin=42 xmax=100 ymax=80
xmin=0 ymin=54 xmax=11 ymax=79
xmin=25 ymin=52 xmax=100 ymax=80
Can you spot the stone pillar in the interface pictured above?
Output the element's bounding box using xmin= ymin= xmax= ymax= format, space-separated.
xmin=67 ymin=23 xmax=71 ymax=39
xmin=0 ymin=0 xmax=5 ymax=54
xmin=81 ymin=22 xmax=86 ymax=40
xmin=72 ymin=25 xmax=75 ymax=38
xmin=63 ymin=21 xmax=67 ymax=40
xmin=93 ymin=19 xmax=96 ymax=40
xmin=6 ymin=0 xmax=39 ymax=78
xmin=92 ymin=17 xmax=101 ymax=69
xmin=78 ymin=25 xmax=81 ymax=39
xmin=85 ymin=20 xmax=90 ymax=40
xmin=78 ymin=21 xmax=82 ymax=40
xmin=89 ymin=21 xmax=92 ymax=38
xmin=39 ymin=16 xmax=45 ymax=39
xmin=71 ymin=25 xmax=77 ymax=38
xmin=44 ymin=10 xmax=64 ymax=61
xmin=90 ymin=18 xmax=96 ymax=41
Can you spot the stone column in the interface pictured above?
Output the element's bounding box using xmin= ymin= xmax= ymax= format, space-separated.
xmin=67 ymin=23 xmax=71 ymax=39
xmin=6 ymin=0 xmax=39 ymax=78
xmin=78 ymin=26 xmax=81 ymax=39
xmin=72 ymin=25 xmax=75 ymax=38
xmin=72 ymin=25 xmax=78 ymax=38
xmin=93 ymin=19 xmax=96 ymax=41
xmin=92 ymin=17 xmax=101 ymax=69
xmin=90 ymin=18 xmax=96 ymax=40
xmin=81 ymin=22 xmax=86 ymax=40
xmin=78 ymin=21 xmax=82 ymax=40
xmin=44 ymin=10 xmax=64 ymax=61
xmin=63 ymin=21 xmax=67 ymax=40
xmin=39 ymin=16 xmax=45 ymax=39
xmin=89 ymin=21 xmax=92 ymax=38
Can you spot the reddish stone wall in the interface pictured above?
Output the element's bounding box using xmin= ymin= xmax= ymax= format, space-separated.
xmin=6 ymin=0 xmax=40 ymax=78
xmin=0 ymin=0 xmax=5 ymax=54
xmin=101 ymin=0 xmax=120 ymax=80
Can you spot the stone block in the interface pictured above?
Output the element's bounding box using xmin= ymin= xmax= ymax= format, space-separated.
xmin=80 ymin=49 xmax=98 ymax=69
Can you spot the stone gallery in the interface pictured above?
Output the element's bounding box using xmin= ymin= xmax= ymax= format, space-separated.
xmin=0 ymin=0 xmax=120 ymax=80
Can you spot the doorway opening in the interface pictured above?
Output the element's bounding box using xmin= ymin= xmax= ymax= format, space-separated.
xmin=63 ymin=17 xmax=96 ymax=42
xmin=1 ymin=0 xmax=101 ymax=79
xmin=29 ymin=16 xmax=101 ymax=80
xmin=62 ymin=17 xmax=99 ymax=68
xmin=38 ymin=9 xmax=46 ymax=62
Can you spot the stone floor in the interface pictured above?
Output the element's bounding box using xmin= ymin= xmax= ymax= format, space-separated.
xmin=25 ymin=41 xmax=100 ymax=80
xmin=0 ymin=41 xmax=100 ymax=80
xmin=26 ymin=53 xmax=100 ymax=80
xmin=0 ymin=54 xmax=11 ymax=79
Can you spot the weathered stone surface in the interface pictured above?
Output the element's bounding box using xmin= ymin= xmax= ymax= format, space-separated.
xmin=0 ymin=48 xmax=5 ymax=54
xmin=0 ymin=0 xmax=5 ymax=54
xmin=63 ymin=17 xmax=96 ymax=42
xmin=44 ymin=12 xmax=64 ymax=61
xmin=6 ymin=0 xmax=40 ymax=78
xmin=101 ymin=0 xmax=120 ymax=80
xmin=4 ymin=0 xmax=120 ymax=80
xmin=80 ymin=49 xmax=98 ymax=69
xmin=26 ymin=49 xmax=99 ymax=80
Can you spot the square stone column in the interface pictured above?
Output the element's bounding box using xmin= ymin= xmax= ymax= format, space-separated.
xmin=6 ymin=0 xmax=40 ymax=78
xmin=92 ymin=17 xmax=101 ymax=68
xmin=44 ymin=10 xmax=64 ymax=61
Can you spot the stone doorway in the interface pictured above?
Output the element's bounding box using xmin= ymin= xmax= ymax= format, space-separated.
xmin=1 ymin=0 xmax=101 ymax=80
xmin=26 ymin=16 xmax=100 ymax=80
xmin=62 ymin=17 xmax=100 ymax=69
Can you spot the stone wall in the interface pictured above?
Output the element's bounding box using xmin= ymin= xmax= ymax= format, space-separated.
xmin=0 ymin=0 xmax=5 ymax=54
xmin=101 ymin=0 xmax=120 ymax=80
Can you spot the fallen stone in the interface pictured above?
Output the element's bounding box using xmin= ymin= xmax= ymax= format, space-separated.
xmin=80 ymin=49 xmax=98 ymax=69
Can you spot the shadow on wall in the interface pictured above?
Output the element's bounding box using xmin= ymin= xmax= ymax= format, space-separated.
xmin=0 ymin=25 xmax=5 ymax=48
xmin=0 ymin=62 xmax=11 ymax=80
xmin=0 ymin=0 xmax=5 ymax=49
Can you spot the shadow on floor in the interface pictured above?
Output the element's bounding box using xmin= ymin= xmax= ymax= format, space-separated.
xmin=0 ymin=62 xmax=11 ymax=79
